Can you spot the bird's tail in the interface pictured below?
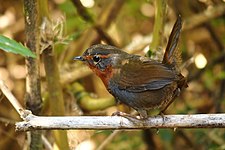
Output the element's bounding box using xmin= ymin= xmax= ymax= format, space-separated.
xmin=163 ymin=16 xmax=188 ymax=89
xmin=162 ymin=15 xmax=182 ymax=69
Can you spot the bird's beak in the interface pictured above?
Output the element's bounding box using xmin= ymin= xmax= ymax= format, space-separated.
xmin=73 ymin=56 xmax=85 ymax=61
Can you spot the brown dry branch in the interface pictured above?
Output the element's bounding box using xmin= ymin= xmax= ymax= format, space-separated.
xmin=184 ymin=4 xmax=225 ymax=30
xmin=64 ymin=0 xmax=124 ymax=62
xmin=96 ymin=130 xmax=121 ymax=150
xmin=71 ymin=0 xmax=117 ymax=46
xmin=24 ymin=0 xmax=42 ymax=116
xmin=71 ymin=0 xmax=94 ymax=23
xmin=16 ymin=111 xmax=225 ymax=131
xmin=24 ymin=0 xmax=42 ymax=149
xmin=0 ymin=79 xmax=23 ymax=115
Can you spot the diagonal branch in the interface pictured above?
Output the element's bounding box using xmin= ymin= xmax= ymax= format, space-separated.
xmin=0 ymin=79 xmax=23 ymax=115
xmin=71 ymin=0 xmax=119 ymax=45
xmin=16 ymin=112 xmax=225 ymax=131
xmin=184 ymin=4 xmax=225 ymax=30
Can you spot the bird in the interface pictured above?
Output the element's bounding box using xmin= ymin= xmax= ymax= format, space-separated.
xmin=74 ymin=16 xmax=187 ymax=119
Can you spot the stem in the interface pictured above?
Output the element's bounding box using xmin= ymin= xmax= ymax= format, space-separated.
xmin=42 ymin=47 xmax=66 ymax=115
xmin=42 ymin=46 xmax=69 ymax=150
xmin=150 ymin=0 xmax=167 ymax=56
xmin=38 ymin=0 xmax=70 ymax=149
xmin=72 ymin=82 xmax=116 ymax=111
xmin=24 ymin=0 xmax=43 ymax=149
xmin=24 ymin=0 xmax=42 ymax=116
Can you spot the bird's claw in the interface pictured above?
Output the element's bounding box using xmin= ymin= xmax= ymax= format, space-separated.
xmin=158 ymin=111 xmax=166 ymax=124
xmin=111 ymin=111 xmax=141 ymax=120
xmin=111 ymin=111 xmax=126 ymax=116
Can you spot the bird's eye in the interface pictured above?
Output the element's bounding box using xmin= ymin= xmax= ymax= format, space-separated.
xmin=93 ymin=55 xmax=100 ymax=62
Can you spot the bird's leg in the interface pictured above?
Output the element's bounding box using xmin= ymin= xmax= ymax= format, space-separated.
xmin=111 ymin=100 xmax=129 ymax=117
xmin=112 ymin=111 xmax=140 ymax=120
xmin=159 ymin=88 xmax=181 ymax=124
xmin=111 ymin=100 xmax=134 ymax=118
xmin=158 ymin=111 xmax=166 ymax=125
xmin=111 ymin=111 xmax=128 ymax=116
xmin=160 ymin=88 xmax=180 ymax=114
xmin=112 ymin=99 xmax=142 ymax=119
xmin=138 ymin=109 xmax=148 ymax=119
xmin=112 ymin=109 xmax=148 ymax=120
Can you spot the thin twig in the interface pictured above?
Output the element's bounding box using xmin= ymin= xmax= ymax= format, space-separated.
xmin=41 ymin=135 xmax=53 ymax=150
xmin=71 ymin=0 xmax=94 ymax=23
xmin=95 ymin=110 xmax=137 ymax=150
xmin=64 ymin=0 xmax=124 ymax=62
xmin=96 ymin=130 xmax=121 ymax=150
xmin=0 ymin=79 xmax=23 ymax=115
xmin=184 ymin=4 xmax=225 ymax=30
xmin=16 ymin=112 xmax=225 ymax=131
xmin=0 ymin=80 xmax=53 ymax=150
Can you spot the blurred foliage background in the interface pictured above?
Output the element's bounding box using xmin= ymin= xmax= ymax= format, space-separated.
xmin=0 ymin=0 xmax=225 ymax=150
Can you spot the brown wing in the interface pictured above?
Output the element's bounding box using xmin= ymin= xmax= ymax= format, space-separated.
xmin=117 ymin=58 xmax=176 ymax=92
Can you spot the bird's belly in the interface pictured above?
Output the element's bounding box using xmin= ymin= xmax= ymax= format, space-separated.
xmin=109 ymin=83 xmax=177 ymax=110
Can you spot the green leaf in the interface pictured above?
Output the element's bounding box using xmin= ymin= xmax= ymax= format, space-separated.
xmin=0 ymin=35 xmax=36 ymax=58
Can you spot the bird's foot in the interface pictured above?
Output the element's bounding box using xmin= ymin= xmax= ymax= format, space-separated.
xmin=111 ymin=111 xmax=141 ymax=120
xmin=158 ymin=111 xmax=166 ymax=125
xmin=111 ymin=111 xmax=126 ymax=116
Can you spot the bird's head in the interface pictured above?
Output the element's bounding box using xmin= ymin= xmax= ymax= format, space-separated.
xmin=74 ymin=44 xmax=129 ymax=86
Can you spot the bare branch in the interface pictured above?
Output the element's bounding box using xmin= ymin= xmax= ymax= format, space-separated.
xmin=16 ymin=112 xmax=225 ymax=131
xmin=24 ymin=0 xmax=42 ymax=115
xmin=0 ymin=79 xmax=24 ymax=115
xmin=184 ymin=4 xmax=225 ymax=30
xmin=96 ymin=130 xmax=120 ymax=150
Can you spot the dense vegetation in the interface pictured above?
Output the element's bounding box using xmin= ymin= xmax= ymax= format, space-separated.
xmin=0 ymin=0 xmax=224 ymax=149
